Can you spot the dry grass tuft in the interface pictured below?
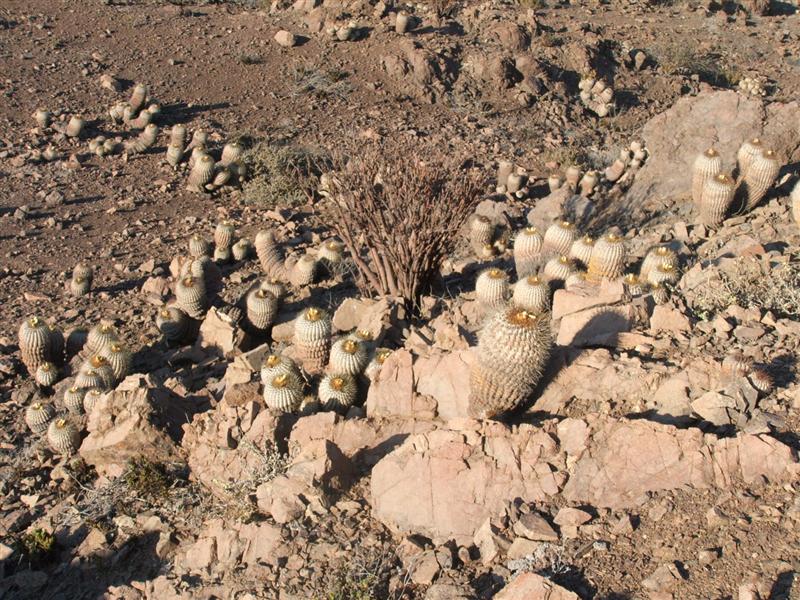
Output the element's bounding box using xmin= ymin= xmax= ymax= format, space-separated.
xmin=242 ymin=143 xmax=327 ymax=209
xmin=691 ymin=256 xmax=800 ymax=319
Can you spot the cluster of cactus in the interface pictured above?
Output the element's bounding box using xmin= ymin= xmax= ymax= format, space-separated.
xmin=109 ymin=83 xmax=161 ymax=130
xmin=495 ymin=161 xmax=532 ymax=199
xmin=326 ymin=20 xmax=358 ymax=41
xmin=18 ymin=317 xmax=66 ymax=382
xmin=737 ymin=76 xmax=767 ymax=98
xmin=604 ymin=141 xmax=648 ymax=185
xmin=578 ymin=75 xmax=614 ymax=118
xmin=469 ymin=306 xmax=552 ymax=418
xmin=260 ymin=305 xmax=389 ymax=414
xmin=88 ymin=135 xmax=121 ymax=157
xmin=721 ymin=352 xmax=774 ymax=396
xmin=548 ymin=165 xmax=599 ymax=198
xmin=466 ymin=213 xmax=508 ymax=260
xmin=511 ymin=221 xmax=630 ymax=287
xmin=255 ymin=229 xmax=346 ymax=288
xmin=692 ymin=140 xmax=781 ymax=226
xmin=633 ymin=244 xmax=681 ymax=303
xmin=182 ymin=134 xmax=247 ymax=194
xmin=24 ymin=402 xmax=81 ymax=455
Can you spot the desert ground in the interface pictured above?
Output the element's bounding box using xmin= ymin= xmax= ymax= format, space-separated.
xmin=1 ymin=0 xmax=799 ymax=598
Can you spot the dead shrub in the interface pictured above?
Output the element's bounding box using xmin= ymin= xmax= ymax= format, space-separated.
xmin=317 ymin=141 xmax=487 ymax=308
xmin=242 ymin=142 xmax=327 ymax=209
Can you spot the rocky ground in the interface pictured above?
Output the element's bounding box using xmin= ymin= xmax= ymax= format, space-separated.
xmin=1 ymin=0 xmax=800 ymax=598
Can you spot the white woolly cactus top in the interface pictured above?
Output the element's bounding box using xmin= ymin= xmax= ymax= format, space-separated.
xmin=295 ymin=307 xmax=331 ymax=340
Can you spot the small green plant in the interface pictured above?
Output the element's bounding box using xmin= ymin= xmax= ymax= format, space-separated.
xmin=123 ymin=457 xmax=171 ymax=499
xmin=19 ymin=529 xmax=56 ymax=566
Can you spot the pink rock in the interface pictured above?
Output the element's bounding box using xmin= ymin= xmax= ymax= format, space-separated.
xmin=551 ymin=280 xmax=626 ymax=320
xmin=556 ymin=305 xmax=634 ymax=347
xmin=650 ymin=305 xmax=691 ymax=333
xmin=274 ymin=30 xmax=297 ymax=47
xmin=197 ymin=307 xmax=246 ymax=357
xmin=79 ymin=375 xmax=189 ymax=477
xmin=553 ymin=507 xmax=592 ymax=527
xmin=366 ymin=350 xmax=434 ymax=419
xmin=495 ymin=572 xmax=579 ymax=600
xmin=414 ymin=349 xmax=473 ymax=421
xmin=512 ymin=512 xmax=559 ymax=542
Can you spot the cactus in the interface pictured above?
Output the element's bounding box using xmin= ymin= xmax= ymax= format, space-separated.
xmin=259 ymin=278 xmax=286 ymax=301
xmin=543 ymin=255 xmax=574 ymax=283
xmin=255 ymin=230 xmax=286 ymax=279
xmin=542 ymin=221 xmax=577 ymax=257
xmin=64 ymin=386 xmax=87 ymax=414
xmin=699 ymin=173 xmax=735 ymax=226
xmin=578 ymin=171 xmax=599 ymax=197
xmin=213 ymin=246 xmax=231 ymax=264
xmin=175 ymin=276 xmax=207 ymax=319
xmin=469 ymin=307 xmax=552 ymax=419
xmin=738 ymin=149 xmax=780 ymax=211
xmin=650 ymin=283 xmax=670 ymax=305
xmin=47 ymin=419 xmax=81 ymax=455
xmin=639 ymin=246 xmax=677 ymax=282
xmin=293 ymin=307 xmax=332 ymax=373
xmin=232 ymin=238 xmax=253 ymax=261
xmin=622 ymin=273 xmax=646 ymax=296
xmin=329 ymin=338 xmax=369 ymax=376
xmin=748 ymin=367 xmax=773 ymax=394
xmin=736 ymin=138 xmax=762 ymax=178
xmin=83 ymin=388 xmax=104 ymax=414
xmin=569 ymin=235 xmax=594 ymax=268
xmin=34 ymin=108 xmax=51 ymax=129
xmin=187 ymin=129 xmax=208 ymax=152
xmin=468 ymin=214 xmax=495 ymax=254
xmin=290 ymin=254 xmax=318 ymax=287
xmin=25 ymin=402 xmax=56 ymax=433
xmin=35 ymin=362 xmax=59 ymax=387
xmin=476 ymin=268 xmax=510 ymax=310
xmin=220 ymin=142 xmax=244 ymax=167
xmin=214 ymin=220 xmax=236 ymax=250
xmin=18 ymin=316 xmax=52 ymax=375
xmin=263 ymin=373 xmax=303 ymax=413
xmin=792 ymin=180 xmax=800 ymax=225
xmin=65 ymin=115 xmax=85 ymax=138
xmin=647 ymin=262 xmax=679 ymax=286
xmin=260 ymin=354 xmax=301 ymax=386
xmin=70 ymin=263 xmax=93 ymax=297
xmin=103 ymin=343 xmax=132 ymax=382
xmin=86 ymin=322 xmax=119 ymax=356
xmin=76 ymin=355 xmax=115 ymax=389
xmin=319 ymin=373 xmax=358 ymax=413
xmin=318 ymin=240 xmax=345 ymax=265
xmin=129 ymin=83 xmax=148 ymax=115
xmin=513 ymin=227 xmax=544 ymax=278
xmin=722 ymin=352 xmax=752 ymax=377
xmin=512 ymin=276 xmax=550 ymax=314
xmin=47 ymin=324 xmax=64 ymax=366
xmin=692 ymin=148 xmax=722 ymax=204
xmin=587 ymin=233 xmax=626 ymax=280
xmin=156 ymin=305 xmax=189 ymax=344
xmin=186 ymin=154 xmax=215 ymax=193
xmin=188 ymin=234 xmax=211 ymax=258
xmin=166 ymin=143 xmax=183 ymax=167
xmin=365 ymin=348 xmax=392 ymax=380
xmin=246 ymin=288 xmax=278 ymax=331
xmin=65 ymin=327 xmax=88 ymax=359
xmin=125 ymin=123 xmax=158 ymax=154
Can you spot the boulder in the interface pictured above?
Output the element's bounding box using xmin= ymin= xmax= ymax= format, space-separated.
xmin=79 ymin=375 xmax=195 ymax=477
xmin=197 ymin=307 xmax=246 ymax=356
xmin=495 ymin=573 xmax=579 ymax=600
xmin=552 ymin=281 xmax=633 ymax=347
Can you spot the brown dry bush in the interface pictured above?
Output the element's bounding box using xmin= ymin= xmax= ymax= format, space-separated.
xmin=317 ymin=142 xmax=487 ymax=309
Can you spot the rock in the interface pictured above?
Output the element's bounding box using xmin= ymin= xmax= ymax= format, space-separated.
xmin=651 ymin=376 xmax=693 ymax=425
xmin=371 ymin=421 xmax=565 ymax=544
xmin=425 ymin=582 xmax=473 ymax=600
xmin=526 ymin=187 xmax=594 ymax=230
xmin=474 ymin=518 xmax=508 ymax=565
xmin=553 ymin=507 xmax=592 ymax=527
xmin=642 ymin=563 xmax=683 ymax=592
xmin=563 ymin=418 xmax=798 ymax=509
xmin=176 ymin=519 xmax=286 ymax=574
xmin=332 ymin=296 xmax=399 ymax=339
xmin=197 ymin=307 xmax=246 ymax=356
xmin=552 ymin=280 xmax=633 ymax=347
xmin=414 ymin=349 xmax=473 ymax=421
xmin=495 ymin=572 xmax=579 ymax=600
xmin=410 ymin=551 xmax=441 ymax=585
xmin=506 ymin=537 xmax=542 ymax=560
xmin=380 ymin=39 xmax=445 ymax=103
xmin=79 ymin=375 xmax=193 ymax=477
xmin=691 ymin=390 xmax=746 ymax=427
xmin=182 ymin=400 xmax=293 ymax=497
xmin=513 ymin=512 xmax=559 ymax=542
xmin=274 ymin=30 xmax=297 ymax=47
xmin=141 ymin=276 xmax=171 ymax=299
xmin=650 ymin=305 xmax=691 ymax=333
